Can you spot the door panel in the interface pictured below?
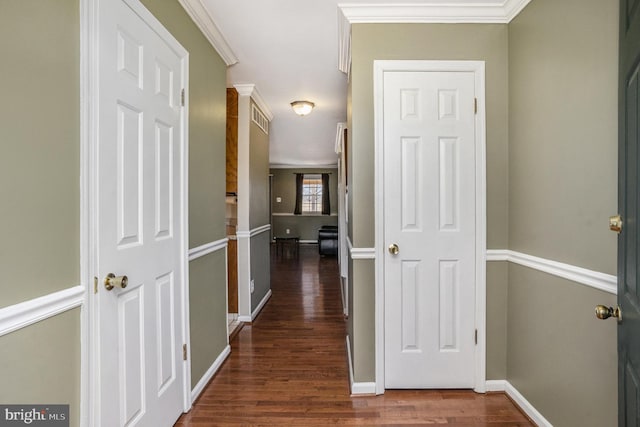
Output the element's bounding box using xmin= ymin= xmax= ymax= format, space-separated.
xmin=117 ymin=102 xmax=143 ymax=247
xmin=439 ymin=260 xmax=459 ymax=351
xmin=119 ymin=287 xmax=145 ymax=426
xmin=384 ymin=71 xmax=476 ymax=388
xmin=97 ymin=1 xmax=186 ymax=425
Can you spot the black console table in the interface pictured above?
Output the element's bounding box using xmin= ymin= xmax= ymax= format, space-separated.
xmin=274 ymin=236 xmax=300 ymax=258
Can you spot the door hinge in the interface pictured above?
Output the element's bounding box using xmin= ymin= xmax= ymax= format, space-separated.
xmin=475 ymin=329 xmax=478 ymax=345
xmin=181 ymin=89 xmax=185 ymax=107
xmin=474 ymin=98 xmax=478 ymax=114
xmin=94 ymin=276 xmax=98 ymax=294
xmin=183 ymin=344 xmax=187 ymax=361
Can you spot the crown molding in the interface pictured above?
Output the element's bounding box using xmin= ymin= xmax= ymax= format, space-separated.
xmin=251 ymin=87 xmax=274 ymax=121
xmin=233 ymin=84 xmax=274 ymax=121
xmin=337 ymin=0 xmax=532 ymax=73
xmin=340 ymin=4 xmax=505 ymax=24
xmin=233 ymin=83 xmax=255 ymax=97
xmin=503 ymin=0 xmax=533 ymax=21
xmin=338 ymin=10 xmax=351 ymax=74
xmin=335 ymin=122 xmax=347 ymax=154
xmin=338 ymin=1 xmax=532 ymax=24
xmin=177 ymin=0 xmax=238 ymax=66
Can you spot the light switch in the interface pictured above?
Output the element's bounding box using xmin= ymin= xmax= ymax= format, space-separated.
xmin=276 ymin=197 xmax=282 ymax=203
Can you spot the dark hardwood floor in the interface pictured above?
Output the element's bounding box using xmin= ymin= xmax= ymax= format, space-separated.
xmin=176 ymin=244 xmax=534 ymax=426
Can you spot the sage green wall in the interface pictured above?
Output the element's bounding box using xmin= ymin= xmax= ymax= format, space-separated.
xmin=188 ymin=252 xmax=228 ymax=383
xmin=249 ymin=101 xmax=271 ymax=230
xmin=352 ymin=259 xmax=375 ymax=381
xmin=507 ymin=0 xmax=618 ymax=424
xmin=250 ymin=232 xmax=271 ymax=311
xmin=508 ymin=0 xmax=618 ymax=274
xmin=272 ymin=216 xmax=338 ymax=241
xmin=247 ymin=101 xmax=271 ymax=313
xmin=271 ymin=168 xmax=339 ymax=215
xmin=270 ymin=168 xmax=338 ymax=240
xmin=0 ymin=2 xmax=81 ymax=424
xmin=507 ymin=266 xmax=617 ymax=426
xmin=486 ymin=262 xmax=508 ymax=380
xmin=350 ymin=23 xmax=509 ymax=249
xmin=0 ymin=309 xmax=80 ymax=427
xmin=0 ymin=0 xmax=80 ymax=308
xmin=140 ymin=0 xmax=229 ymax=389
xmin=349 ymin=23 xmax=509 ymax=382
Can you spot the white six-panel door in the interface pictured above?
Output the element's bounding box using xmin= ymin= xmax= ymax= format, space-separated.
xmin=383 ymin=70 xmax=478 ymax=389
xmin=96 ymin=1 xmax=187 ymax=425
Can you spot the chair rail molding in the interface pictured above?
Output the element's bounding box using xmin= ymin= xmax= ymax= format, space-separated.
xmin=0 ymin=286 xmax=85 ymax=337
xmin=237 ymin=224 xmax=272 ymax=239
xmin=486 ymin=249 xmax=617 ymax=295
xmin=346 ymin=236 xmax=375 ymax=260
xmin=188 ymin=238 xmax=229 ymax=261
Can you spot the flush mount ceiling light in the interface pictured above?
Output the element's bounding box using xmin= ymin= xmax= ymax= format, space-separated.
xmin=290 ymin=100 xmax=315 ymax=116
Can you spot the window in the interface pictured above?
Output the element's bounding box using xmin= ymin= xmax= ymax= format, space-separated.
xmin=294 ymin=172 xmax=330 ymax=216
xmin=302 ymin=175 xmax=322 ymax=214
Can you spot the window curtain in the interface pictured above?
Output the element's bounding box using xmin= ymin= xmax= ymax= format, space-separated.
xmin=322 ymin=173 xmax=330 ymax=215
xmin=294 ymin=173 xmax=304 ymax=215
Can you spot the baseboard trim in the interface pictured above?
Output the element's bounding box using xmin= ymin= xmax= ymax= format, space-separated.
xmin=345 ymin=335 xmax=377 ymax=395
xmin=485 ymin=380 xmax=553 ymax=427
xmin=486 ymin=249 xmax=616 ymax=295
xmin=191 ymin=345 xmax=231 ymax=403
xmin=0 ymin=285 xmax=85 ymax=337
xmin=485 ymin=379 xmax=508 ymax=392
xmin=340 ymin=276 xmax=348 ymax=317
xmin=243 ymin=289 xmax=272 ymax=322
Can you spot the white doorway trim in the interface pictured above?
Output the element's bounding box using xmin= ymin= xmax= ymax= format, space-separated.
xmin=80 ymin=0 xmax=191 ymax=424
xmin=373 ymin=60 xmax=487 ymax=395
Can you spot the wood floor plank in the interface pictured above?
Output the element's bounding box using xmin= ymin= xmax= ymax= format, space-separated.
xmin=176 ymin=245 xmax=534 ymax=426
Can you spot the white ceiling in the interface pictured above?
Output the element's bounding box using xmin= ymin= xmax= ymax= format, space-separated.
xmin=198 ymin=0 xmax=530 ymax=167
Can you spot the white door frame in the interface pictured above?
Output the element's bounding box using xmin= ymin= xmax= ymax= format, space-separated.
xmin=80 ymin=0 xmax=191 ymax=424
xmin=373 ymin=60 xmax=487 ymax=395
xmin=336 ymin=122 xmax=349 ymax=316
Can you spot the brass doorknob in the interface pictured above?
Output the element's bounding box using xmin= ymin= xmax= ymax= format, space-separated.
xmin=609 ymin=215 xmax=622 ymax=233
xmin=595 ymin=304 xmax=622 ymax=322
xmin=104 ymin=273 xmax=128 ymax=291
xmin=388 ymin=243 xmax=399 ymax=255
